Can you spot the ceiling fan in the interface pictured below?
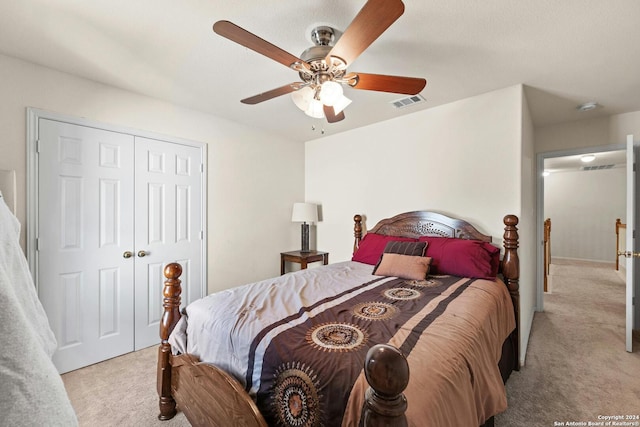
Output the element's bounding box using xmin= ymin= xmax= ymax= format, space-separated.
xmin=213 ymin=0 xmax=426 ymax=123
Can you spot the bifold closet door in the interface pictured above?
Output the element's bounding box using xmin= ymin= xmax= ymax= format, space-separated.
xmin=38 ymin=119 xmax=136 ymax=374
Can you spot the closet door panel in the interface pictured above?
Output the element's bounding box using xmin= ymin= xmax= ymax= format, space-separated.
xmin=38 ymin=119 xmax=135 ymax=374
xmin=133 ymin=136 xmax=204 ymax=350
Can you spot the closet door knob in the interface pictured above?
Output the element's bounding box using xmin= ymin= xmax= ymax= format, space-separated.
xmin=138 ymin=250 xmax=148 ymax=258
xmin=123 ymin=251 xmax=133 ymax=259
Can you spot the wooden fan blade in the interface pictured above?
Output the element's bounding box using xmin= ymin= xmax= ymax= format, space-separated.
xmin=241 ymin=83 xmax=301 ymax=105
xmin=325 ymin=0 xmax=405 ymax=66
xmin=323 ymin=105 xmax=346 ymax=123
xmin=349 ymin=73 xmax=426 ymax=95
xmin=214 ymin=20 xmax=306 ymax=69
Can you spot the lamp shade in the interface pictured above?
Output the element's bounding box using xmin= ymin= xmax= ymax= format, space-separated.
xmin=291 ymin=202 xmax=318 ymax=224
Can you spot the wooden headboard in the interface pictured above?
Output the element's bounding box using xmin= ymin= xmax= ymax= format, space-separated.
xmin=352 ymin=210 xmax=521 ymax=371
xmin=353 ymin=211 xmax=492 ymax=254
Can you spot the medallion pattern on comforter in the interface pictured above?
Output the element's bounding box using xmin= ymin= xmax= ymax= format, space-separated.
xmin=170 ymin=261 xmax=515 ymax=427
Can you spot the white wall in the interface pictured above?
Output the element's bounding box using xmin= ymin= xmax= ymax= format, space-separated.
xmin=519 ymin=92 xmax=537 ymax=365
xmin=0 ymin=53 xmax=305 ymax=293
xmin=306 ymin=86 xmax=523 ymax=260
xmin=305 ymin=85 xmax=535 ymax=364
xmin=544 ymin=168 xmax=625 ymax=262
xmin=536 ymin=111 xmax=640 ymax=154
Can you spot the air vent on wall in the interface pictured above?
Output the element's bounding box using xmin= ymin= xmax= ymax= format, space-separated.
xmin=391 ymin=94 xmax=425 ymax=109
xmin=581 ymin=164 xmax=615 ymax=171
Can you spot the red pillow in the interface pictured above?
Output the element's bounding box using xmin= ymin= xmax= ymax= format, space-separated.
xmin=418 ymin=236 xmax=500 ymax=279
xmin=352 ymin=233 xmax=417 ymax=265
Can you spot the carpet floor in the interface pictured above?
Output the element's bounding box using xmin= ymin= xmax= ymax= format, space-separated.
xmin=61 ymin=346 xmax=189 ymax=426
xmin=495 ymin=259 xmax=640 ymax=426
xmin=62 ymin=259 xmax=640 ymax=426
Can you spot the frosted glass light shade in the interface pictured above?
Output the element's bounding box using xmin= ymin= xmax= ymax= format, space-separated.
xmin=333 ymin=95 xmax=352 ymax=114
xmin=319 ymin=81 xmax=343 ymax=106
xmin=305 ymin=99 xmax=325 ymax=119
xmin=291 ymin=86 xmax=314 ymax=111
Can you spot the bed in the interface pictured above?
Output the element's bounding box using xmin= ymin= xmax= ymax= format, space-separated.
xmin=157 ymin=211 xmax=520 ymax=426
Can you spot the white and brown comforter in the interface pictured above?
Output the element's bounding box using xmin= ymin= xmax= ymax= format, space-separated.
xmin=169 ymin=261 xmax=515 ymax=426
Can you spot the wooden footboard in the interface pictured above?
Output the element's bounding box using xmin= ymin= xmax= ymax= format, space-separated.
xmin=157 ymin=263 xmax=270 ymax=426
xmin=502 ymin=214 xmax=521 ymax=371
xmin=158 ymin=212 xmax=520 ymax=426
xmin=157 ymin=263 xmax=181 ymax=421
xmin=166 ymin=353 xmax=267 ymax=426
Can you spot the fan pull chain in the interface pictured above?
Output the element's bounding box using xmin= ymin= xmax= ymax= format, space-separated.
xmin=310 ymin=125 xmax=325 ymax=135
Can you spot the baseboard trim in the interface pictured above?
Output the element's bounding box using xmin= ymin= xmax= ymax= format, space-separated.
xmin=519 ymin=309 xmax=536 ymax=368
xmin=552 ymin=256 xmax=615 ymax=265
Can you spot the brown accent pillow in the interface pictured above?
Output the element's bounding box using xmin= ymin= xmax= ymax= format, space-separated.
xmin=382 ymin=240 xmax=427 ymax=256
xmin=373 ymin=253 xmax=432 ymax=280
xmin=352 ymin=233 xmax=417 ymax=265
xmin=373 ymin=240 xmax=428 ymax=272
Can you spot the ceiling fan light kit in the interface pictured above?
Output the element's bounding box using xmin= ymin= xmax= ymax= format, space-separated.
xmin=292 ymin=80 xmax=353 ymax=118
xmin=213 ymin=0 xmax=426 ymax=124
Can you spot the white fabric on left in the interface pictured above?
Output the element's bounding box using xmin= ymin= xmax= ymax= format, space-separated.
xmin=0 ymin=194 xmax=78 ymax=426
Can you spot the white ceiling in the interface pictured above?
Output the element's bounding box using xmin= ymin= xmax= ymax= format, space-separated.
xmin=1 ymin=0 xmax=640 ymax=143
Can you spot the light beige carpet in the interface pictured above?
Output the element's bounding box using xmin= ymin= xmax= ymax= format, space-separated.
xmin=62 ymin=259 xmax=639 ymax=426
xmin=62 ymin=346 xmax=189 ymax=426
xmin=495 ymin=259 xmax=640 ymax=426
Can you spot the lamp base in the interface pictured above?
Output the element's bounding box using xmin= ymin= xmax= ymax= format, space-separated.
xmin=300 ymin=222 xmax=310 ymax=253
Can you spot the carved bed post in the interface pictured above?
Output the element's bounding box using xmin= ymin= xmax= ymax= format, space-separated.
xmin=157 ymin=263 xmax=183 ymax=420
xmin=354 ymin=214 xmax=363 ymax=254
xmin=362 ymin=344 xmax=409 ymax=427
xmin=501 ymin=215 xmax=520 ymax=371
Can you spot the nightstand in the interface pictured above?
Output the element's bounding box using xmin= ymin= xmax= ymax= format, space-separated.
xmin=280 ymin=250 xmax=329 ymax=275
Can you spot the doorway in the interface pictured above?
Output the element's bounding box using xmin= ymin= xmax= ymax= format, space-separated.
xmin=536 ymin=145 xmax=626 ymax=310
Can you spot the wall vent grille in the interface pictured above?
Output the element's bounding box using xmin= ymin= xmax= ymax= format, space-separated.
xmin=391 ymin=94 xmax=425 ymax=109
xmin=581 ymin=164 xmax=615 ymax=171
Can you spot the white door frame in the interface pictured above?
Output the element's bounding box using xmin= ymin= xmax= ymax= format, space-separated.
xmin=535 ymin=143 xmax=625 ymax=311
xmin=26 ymin=107 xmax=207 ymax=297
xmin=625 ymin=135 xmax=636 ymax=352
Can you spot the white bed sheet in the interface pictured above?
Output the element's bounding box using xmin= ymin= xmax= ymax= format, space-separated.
xmin=169 ymin=260 xmax=388 ymax=393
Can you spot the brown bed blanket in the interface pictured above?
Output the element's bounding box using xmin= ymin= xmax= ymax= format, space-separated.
xmin=171 ymin=261 xmax=514 ymax=426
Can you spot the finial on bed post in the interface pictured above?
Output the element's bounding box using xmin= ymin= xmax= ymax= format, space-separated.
xmin=354 ymin=214 xmax=363 ymax=254
xmin=362 ymin=344 xmax=409 ymax=427
xmin=158 ymin=263 xmax=183 ymax=420
xmin=502 ymin=215 xmax=520 ymax=371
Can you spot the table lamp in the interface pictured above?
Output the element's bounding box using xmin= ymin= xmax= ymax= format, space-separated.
xmin=291 ymin=202 xmax=318 ymax=253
